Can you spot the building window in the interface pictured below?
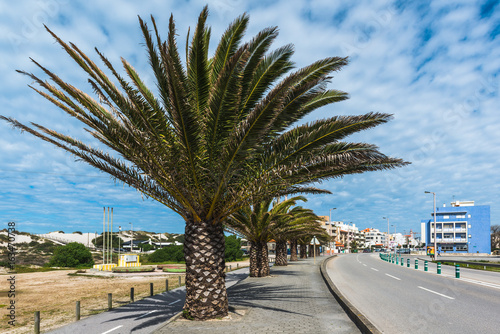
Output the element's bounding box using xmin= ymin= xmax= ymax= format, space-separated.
xmin=456 ymin=245 xmax=468 ymax=251
xmin=441 ymin=245 xmax=453 ymax=251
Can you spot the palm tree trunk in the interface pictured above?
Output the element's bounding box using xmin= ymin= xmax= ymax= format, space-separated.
xmin=300 ymin=243 xmax=307 ymax=258
xmin=249 ymin=240 xmax=270 ymax=277
xmin=289 ymin=239 xmax=298 ymax=261
xmin=183 ymin=219 xmax=228 ymax=320
xmin=275 ymin=240 xmax=288 ymax=266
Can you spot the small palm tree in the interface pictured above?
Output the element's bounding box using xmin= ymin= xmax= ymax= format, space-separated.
xmin=1 ymin=7 xmax=408 ymax=319
xmin=227 ymin=197 xmax=303 ymax=276
xmin=271 ymin=204 xmax=322 ymax=266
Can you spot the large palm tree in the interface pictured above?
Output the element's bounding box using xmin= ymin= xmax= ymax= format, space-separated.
xmin=1 ymin=7 xmax=408 ymax=319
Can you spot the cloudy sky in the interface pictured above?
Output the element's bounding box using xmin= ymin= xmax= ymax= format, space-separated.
xmin=1 ymin=0 xmax=499 ymax=237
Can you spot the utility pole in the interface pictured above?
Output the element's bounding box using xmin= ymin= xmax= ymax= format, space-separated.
xmin=425 ymin=191 xmax=437 ymax=259
xmin=383 ymin=217 xmax=389 ymax=250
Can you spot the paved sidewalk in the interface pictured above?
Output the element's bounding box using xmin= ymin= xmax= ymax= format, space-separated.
xmin=155 ymin=257 xmax=359 ymax=333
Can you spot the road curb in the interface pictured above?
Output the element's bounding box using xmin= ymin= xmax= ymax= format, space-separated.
xmin=320 ymin=256 xmax=382 ymax=334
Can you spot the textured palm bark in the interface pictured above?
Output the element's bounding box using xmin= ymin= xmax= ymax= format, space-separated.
xmin=289 ymin=239 xmax=298 ymax=261
xmin=183 ymin=219 xmax=228 ymax=320
xmin=274 ymin=240 xmax=288 ymax=266
xmin=249 ymin=240 xmax=270 ymax=277
xmin=300 ymin=243 xmax=307 ymax=258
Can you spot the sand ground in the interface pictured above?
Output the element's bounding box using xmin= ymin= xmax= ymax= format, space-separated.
xmin=1 ymin=259 xmax=249 ymax=334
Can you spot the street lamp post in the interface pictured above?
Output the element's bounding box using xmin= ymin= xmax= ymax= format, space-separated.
xmin=129 ymin=222 xmax=133 ymax=253
xmin=329 ymin=208 xmax=336 ymax=254
xmin=425 ymin=191 xmax=437 ymax=259
xmin=118 ymin=226 xmax=121 ymax=265
xmin=391 ymin=224 xmax=396 ymax=256
xmin=347 ymin=222 xmax=353 ymax=253
xmin=383 ymin=217 xmax=389 ymax=250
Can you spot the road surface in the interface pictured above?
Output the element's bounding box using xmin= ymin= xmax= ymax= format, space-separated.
xmin=326 ymin=253 xmax=500 ymax=334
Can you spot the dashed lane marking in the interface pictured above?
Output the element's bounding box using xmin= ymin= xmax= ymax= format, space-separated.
xmin=101 ymin=325 xmax=123 ymax=334
xmin=418 ymin=286 xmax=454 ymax=299
xmin=385 ymin=273 xmax=401 ymax=280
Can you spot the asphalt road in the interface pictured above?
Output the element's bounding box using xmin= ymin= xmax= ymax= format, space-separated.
xmin=48 ymin=268 xmax=249 ymax=334
xmin=326 ymin=253 xmax=500 ymax=334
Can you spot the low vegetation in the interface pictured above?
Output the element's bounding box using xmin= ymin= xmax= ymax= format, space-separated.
xmin=48 ymin=242 xmax=94 ymax=268
xmin=112 ymin=266 xmax=155 ymax=273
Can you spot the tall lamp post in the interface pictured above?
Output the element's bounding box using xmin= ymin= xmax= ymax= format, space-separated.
xmin=118 ymin=226 xmax=121 ymax=265
xmin=383 ymin=217 xmax=389 ymax=250
xmin=425 ymin=191 xmax=437 ymax=259
xmin=329 ymin=208 xmax=336 ymax=254
xmin=129 ymin=222 xmax=133 ymax=253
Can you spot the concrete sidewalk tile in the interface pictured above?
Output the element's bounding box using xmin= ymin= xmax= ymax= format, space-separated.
xmin=154 ymin=257 xmax=359 ymax=334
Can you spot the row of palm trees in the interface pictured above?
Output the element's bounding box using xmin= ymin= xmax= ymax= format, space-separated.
xmin=227 ymin=196 xmax=329 ymax=277
xmin=1 ymin=7 xmax=408 ymax=320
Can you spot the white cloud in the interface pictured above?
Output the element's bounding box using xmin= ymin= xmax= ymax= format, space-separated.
xmin=1 ymin=0 xmax=499 ymax=235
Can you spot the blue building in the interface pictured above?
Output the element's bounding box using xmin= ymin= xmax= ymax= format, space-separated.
xmin=422 ymin=201 xmax=490 ymax=254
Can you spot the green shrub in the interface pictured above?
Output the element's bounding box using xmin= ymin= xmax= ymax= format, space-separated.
xmin=48 ymin=242 xmax=94 ymax=268
xmin=225 ymin=235 xmax=243 ymax=262
xmin=112 ymin=266 xmax=155 ymax=273
xmin=148 ymin=245 xmax=184 ymax=263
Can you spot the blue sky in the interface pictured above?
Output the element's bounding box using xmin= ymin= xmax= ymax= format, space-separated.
xmin=1 ymin=0 xmax=499 ymax=236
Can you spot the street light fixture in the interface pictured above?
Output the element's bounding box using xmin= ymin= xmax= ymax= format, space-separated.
xmin=425 ymin=191 xmax=437 ymax=259
xmin=129 ymin=222 xmax=133 ymax=253
xmin=329 ymin=208 xmax=337 ymax=224
xmin=382 ymin=217 xmax=389 ymax=250
xmin=118 ymin=226 xmax=121 ymax=265
xmin=329 ymin=208 xmax=337 ymax=254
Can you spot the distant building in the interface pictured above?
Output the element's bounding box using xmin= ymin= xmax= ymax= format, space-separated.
xmin=363 ymin=228 xmax=386 ymax=249
xmin=422 ymin=200 xmax=490 ymax=254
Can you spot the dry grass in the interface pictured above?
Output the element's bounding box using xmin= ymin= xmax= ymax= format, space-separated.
xmin=1 ymin=259 xmax=249 ymax=334
xmin=0 ymin=269 xmax=185 ymax=334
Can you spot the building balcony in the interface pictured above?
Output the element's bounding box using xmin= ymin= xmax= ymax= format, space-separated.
xmin=431 ymin=238 xmax=467 ymax=243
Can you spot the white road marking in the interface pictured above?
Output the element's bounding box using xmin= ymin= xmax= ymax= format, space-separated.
xmin=371 ymin=268 xmax=379 ymax=271
xmin=385 ymin=274 xmax=401 ymax=280
xmin=168 ymin=299 xmax=181 ymax=305
xmin=418 ymin=286 xmax=455 ymax=299
xmin=101 ymin=325 xmax=123 ymax=334
xmin=441 ymin=274 xmax=500 ymax=290
xmin=363 ymin=264 xmax=367 ymax=267
xmin=136 ymin=310 xmax=158 ymax=319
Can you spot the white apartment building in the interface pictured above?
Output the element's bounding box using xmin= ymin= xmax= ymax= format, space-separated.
xmin=363 ymin=228 xmax=386 ymax=249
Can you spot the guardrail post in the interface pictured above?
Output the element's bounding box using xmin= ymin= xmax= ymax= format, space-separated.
xmin=437 ymin=262 xmax=441 ymax=274
xmin=401 ymin=258 xmax=404 ymax=266
xmin=150 ymin=282 xmax=154 ymax=296
xmin=166 ymin=279 xmax=169 ymax=292
xmin=415 ymin=259 xmax=418 ymax=270
xmin=237 ymin=263 xmax=239 ymax=269
xmin=407 ymin=258 xmax=410 ymax=267
xmin=178 ymin=276 xmax=182 ymax=287
xmin=424 ymin=260 xmax=428 ymax=271
xmin=455 ymin=264 xmax=460 ymax=278
xmin=396 ymin=256 xmax=399 ymax=265
xmin=34 ymin=311 xmax=40 ymax=334
xmin=76 ymin=301 xmax=80 ymax=321
xmin=130 ymin=287 xmax=134 ymax=302
xmin=108 ymin=293 xmax=112 ymax=310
